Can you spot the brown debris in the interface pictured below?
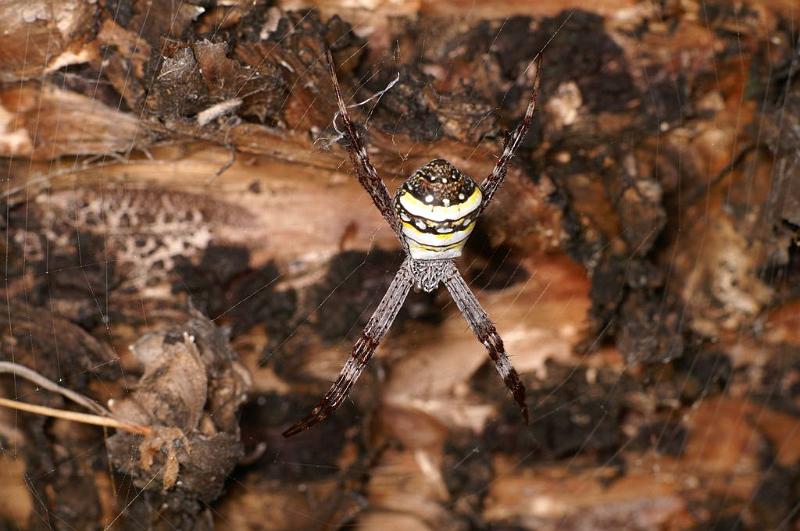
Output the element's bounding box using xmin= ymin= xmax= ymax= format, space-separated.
xmin=105 ymin=310 xmax=250 ymax=524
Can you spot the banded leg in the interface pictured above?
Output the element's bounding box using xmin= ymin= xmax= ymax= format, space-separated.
xmin=443 ymin=265 xmax=529 ymax=422
xmin=327 ymin=50 xmax=404 ymax=242
xmin=479 ymin=55 xmax=543 ymax=214
xmin=283 ymin=259 xmax=413 ymax=437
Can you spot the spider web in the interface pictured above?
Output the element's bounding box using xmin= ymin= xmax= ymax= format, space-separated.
xmin=0 ymin=1 xmax=798 ymax=530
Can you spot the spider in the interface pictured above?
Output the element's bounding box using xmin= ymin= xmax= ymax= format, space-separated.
xmin=283 ymin=51 xmax=542 ymax=437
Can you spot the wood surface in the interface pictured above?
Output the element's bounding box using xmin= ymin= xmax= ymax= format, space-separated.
xmin=0 ymin=0 xmax=798 ymax=529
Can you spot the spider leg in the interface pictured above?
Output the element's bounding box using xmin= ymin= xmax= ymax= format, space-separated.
xmin=326 ymin=50 xmax=404 ymax=243
xmin=443 ymin=265 xmax=529 ymax=423
xmin=283 ymin=259 xmax=413 ymax=437
xmin=479 ymin=55 xmax=543 ymax=214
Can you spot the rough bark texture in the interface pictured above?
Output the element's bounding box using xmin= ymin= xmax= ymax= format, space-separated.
xmin=1 ymin=0 xmax=799 ymax=529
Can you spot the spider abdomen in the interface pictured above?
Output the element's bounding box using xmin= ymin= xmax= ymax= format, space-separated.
xmin=395 ymin=159 xmax=482 ymax=260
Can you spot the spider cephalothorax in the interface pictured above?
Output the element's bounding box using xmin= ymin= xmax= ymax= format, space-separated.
xmin=283 ymin=51 xmax=542 ymax=437
xmin=395 ymin=159 xmax=482 ymax=260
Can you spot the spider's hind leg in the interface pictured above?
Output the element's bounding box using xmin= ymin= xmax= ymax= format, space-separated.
xmin=283 ymin=259 xmax=414 ymax=437
xmin=443 ymin=265 xmax=529 ymax=422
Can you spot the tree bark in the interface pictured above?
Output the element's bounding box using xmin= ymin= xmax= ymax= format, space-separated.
xmin=0 ymin=1 xmax=799 ymax=529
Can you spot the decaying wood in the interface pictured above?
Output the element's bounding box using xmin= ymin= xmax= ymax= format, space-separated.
xmin=0 ymin=0 xmax=799 ymax=529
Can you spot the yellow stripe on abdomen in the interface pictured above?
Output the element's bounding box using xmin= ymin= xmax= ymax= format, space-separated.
xmin=401 ymin=221 xmax=475 ymax=247
xmin=397 ymin=186 xmax=482 ymax=222
xmin=403 ymin=221 xmax=476 ymax=260
xmin=407 ymin=239 xmax=469 ymax=260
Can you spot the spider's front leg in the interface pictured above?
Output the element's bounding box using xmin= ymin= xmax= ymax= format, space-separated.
xmin=443 ymin=264 xmax=529 ymax=422
xmin=326 ymin=51 xmax=404 ymax=243
xmin=479 ymin=55 xmax=543 ymax=215
xmin=283 ymin=259 xmax=413 ymax=437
